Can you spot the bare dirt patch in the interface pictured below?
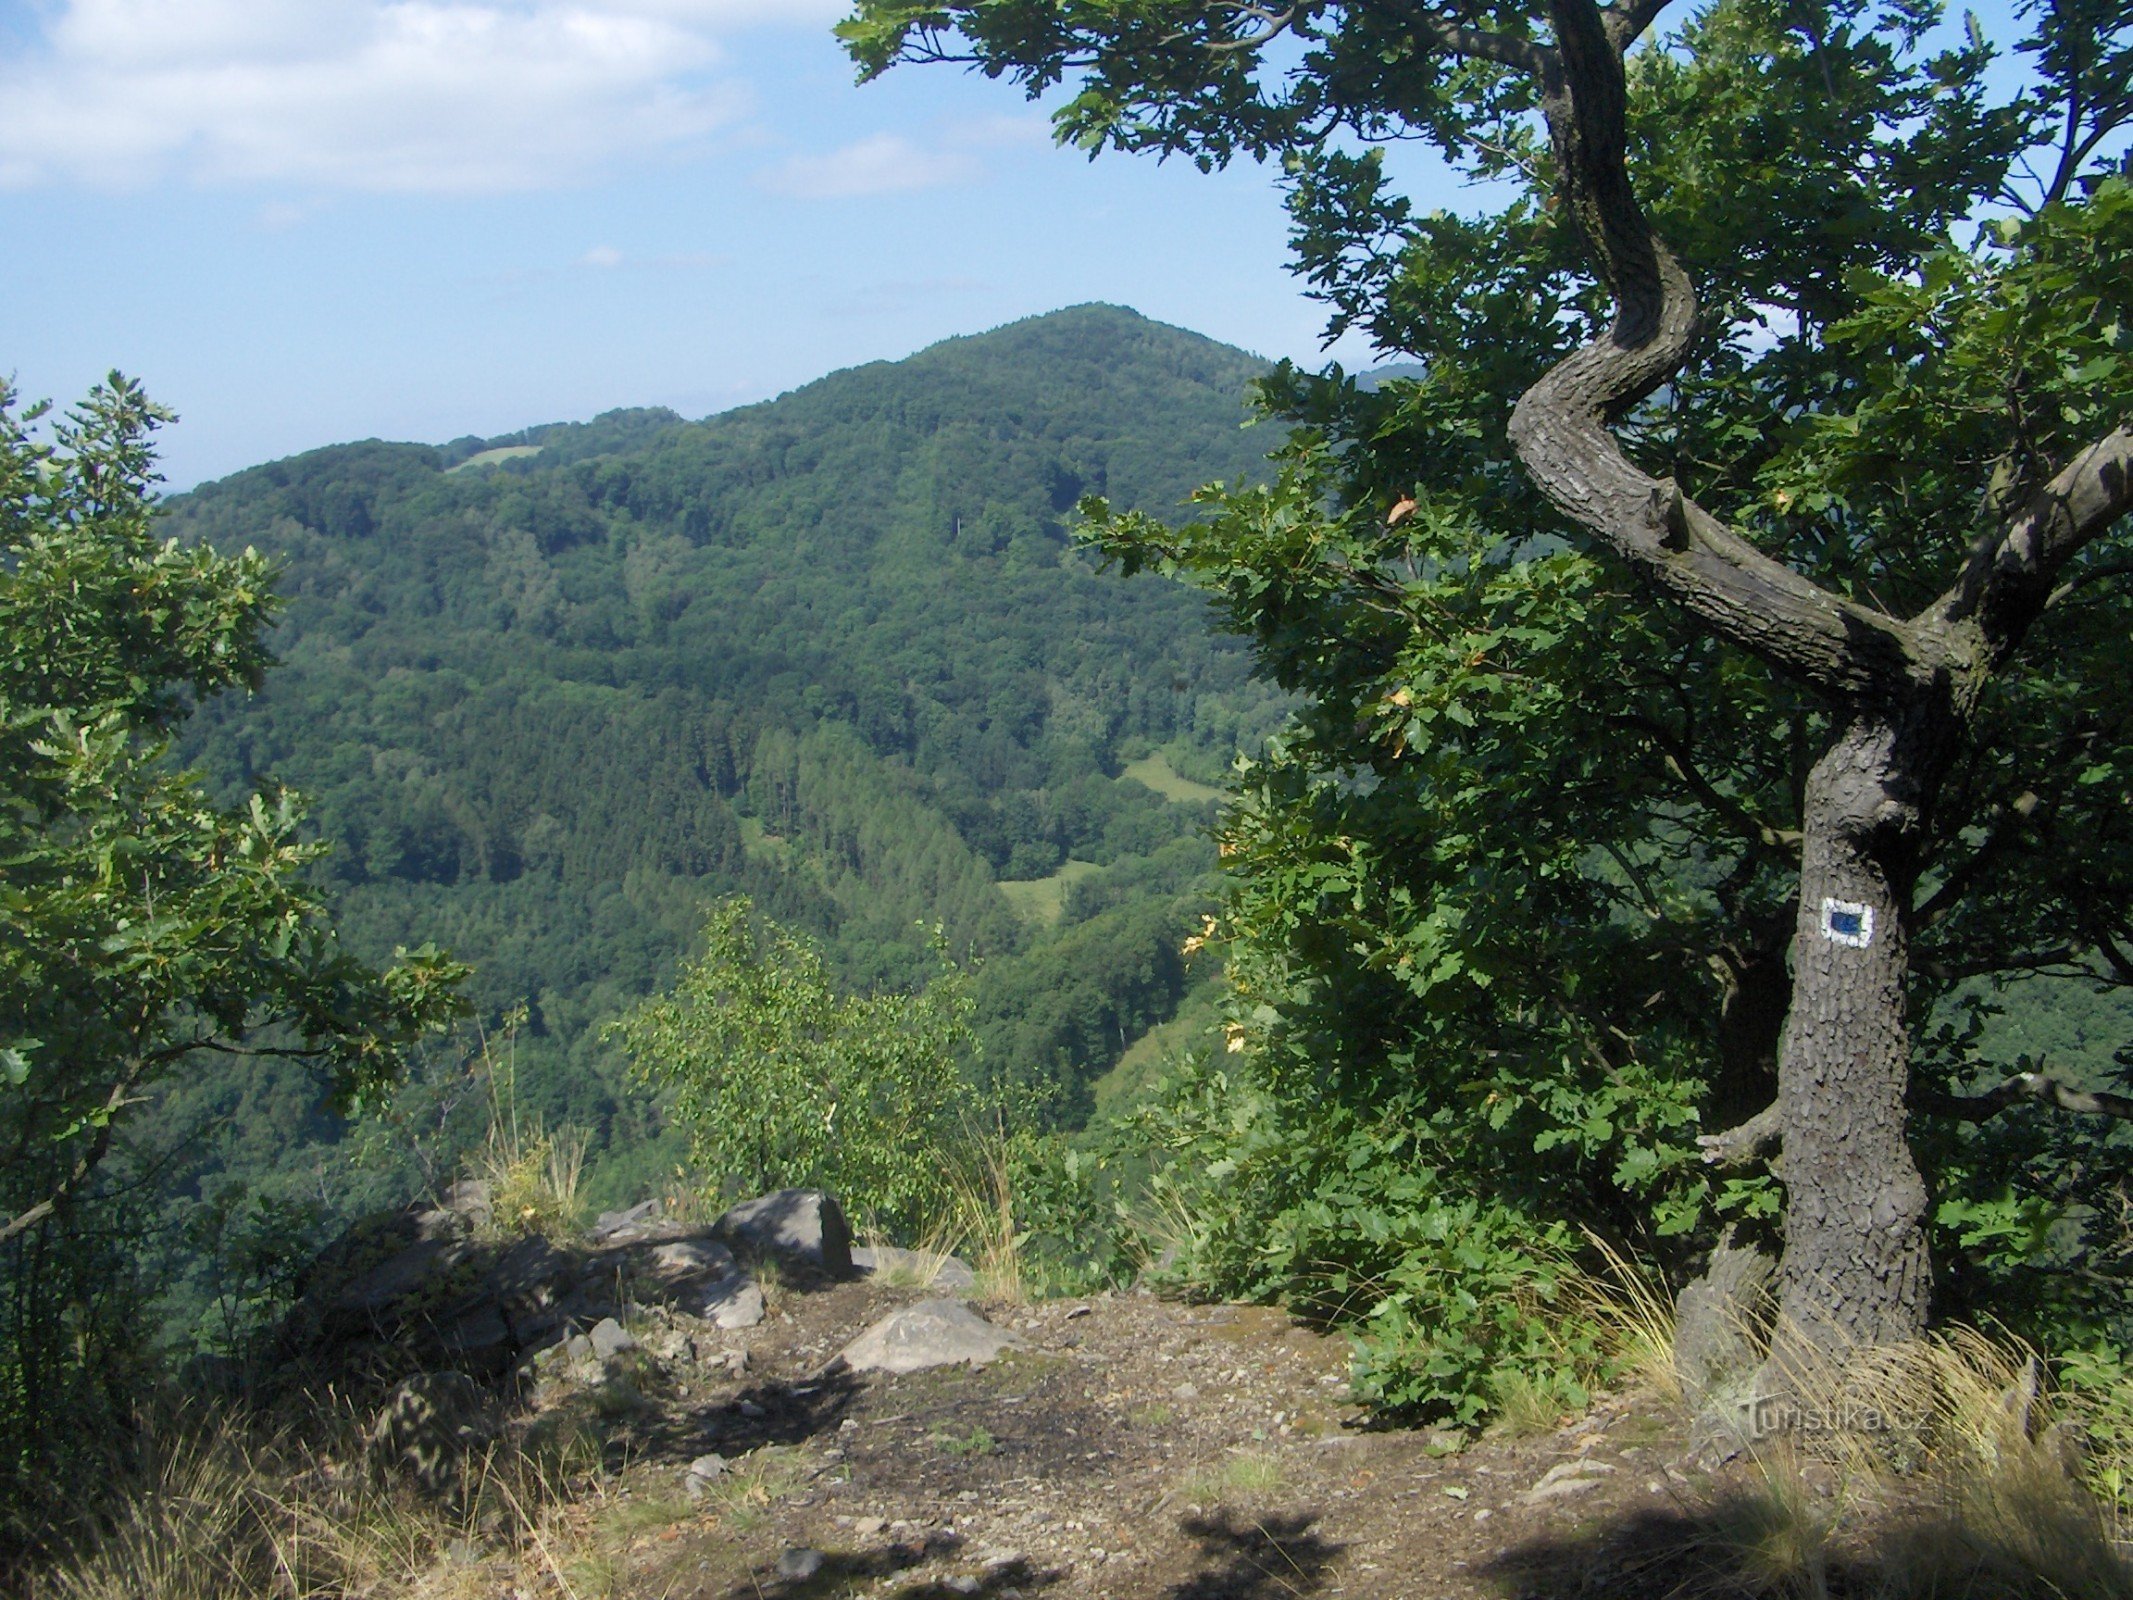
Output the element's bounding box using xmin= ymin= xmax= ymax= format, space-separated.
xmin=512 ymin=1276 xmax=1735 ymax=1600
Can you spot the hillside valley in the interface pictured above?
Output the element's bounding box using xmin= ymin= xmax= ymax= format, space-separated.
xmin=154 ymin=304 xmax=1291 ymax=1306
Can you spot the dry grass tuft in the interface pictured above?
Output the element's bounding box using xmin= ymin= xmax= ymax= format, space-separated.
xmin=1682 ymin=1322 xmax=2133 ymax=1599
xmin=945 ymin=1130 xmax=1031 ymax=1304
xmin=1579 ymin=1229 xmax=1683 ymax=1404
xmin=29 ymin=1398 xmax=608 ymax=1600
xmin=468 ymin=1005 xmax=585 ymax=1242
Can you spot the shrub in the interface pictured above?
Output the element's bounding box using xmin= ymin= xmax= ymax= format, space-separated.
xmin=609 ymin=897 xmax=975 ymax=1240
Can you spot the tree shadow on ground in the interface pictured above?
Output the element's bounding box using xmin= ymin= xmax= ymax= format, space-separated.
xmin=716 ymin=1531 xmax=1067 ymax=1599
xmin=1488 ymin=1502 xmax=1756 ymax=1599
xmin=1482 ymin=1490 xmax=2127 ymax=1600
xmin=626 ymin=1365 xmax=869 ymax=1464
xmin=1163 ymin=1510 xmax=1344 ymax=1599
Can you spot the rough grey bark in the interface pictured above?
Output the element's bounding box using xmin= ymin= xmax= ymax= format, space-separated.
xmin=1770 ymin=713 xmax=1944 ymax=1355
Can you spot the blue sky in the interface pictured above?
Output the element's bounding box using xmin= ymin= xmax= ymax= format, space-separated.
xmin=0 ymin=1 xmax=2060 ymax=491
xmin=0 ymin=1 xmax=1434 ymax=490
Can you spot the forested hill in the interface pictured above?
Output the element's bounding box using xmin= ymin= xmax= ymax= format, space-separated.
xmin=162 ymin=304 xmax=1287 ymax=1212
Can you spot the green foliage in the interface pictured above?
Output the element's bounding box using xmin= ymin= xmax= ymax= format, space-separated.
xmin=0 ymin=375 xmax=466 ymax=1521
xmin=1127 ymin=1050 xmax=1602 ymax=1422
xmin=994 ymin=1125 xmax=1140 ymax=1293
xmin=849 ymin=0 xmax=2133 ymax=1413
xmin=610 ymin=898 xmax=977 ymax=1238
xmin=157 ymin=305 xmax=1285 ymax=1225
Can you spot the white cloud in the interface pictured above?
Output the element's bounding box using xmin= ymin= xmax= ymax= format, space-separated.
xmin=580 ymin=243 xmax=626 ymax=267
xmin=759 ymin=131 xmax=984 ymax=201
xmin=943 ymin=113 xmax=1054 ymax=152
xmin=0 ymin=0 xmax=841 ymax=192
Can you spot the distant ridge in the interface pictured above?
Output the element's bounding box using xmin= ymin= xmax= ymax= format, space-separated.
xmin=154 ymin=299 xmax=1289 ymax=1239
xmin=417 ymin=304 xmax=1270 ymax=476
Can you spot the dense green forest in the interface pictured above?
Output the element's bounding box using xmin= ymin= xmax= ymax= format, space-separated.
xmin=151 ymin=305 xmax=1287 ymax=1293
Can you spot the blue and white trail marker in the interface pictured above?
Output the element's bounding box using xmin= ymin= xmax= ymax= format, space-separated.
xmin=1821 ymin=897 xmax=1875 ymax=949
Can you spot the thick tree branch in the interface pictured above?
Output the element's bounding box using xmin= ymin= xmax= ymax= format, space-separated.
xmin=0 ymin=1057 xmax=148 ymax=1247
xmin=1925 ymin=425 xmax=2133 ymax=672
xmin=2047 ymin=556 xmax=2133 ymax=608
xmin=1503 ymin=0 xmax=1925 ymax=704
xmin=1385 ymin=2 xmax=1558 ymax=74
xmin=1698 ymin=1100 xmax=1781 ymax=1166
xmin=1916 ymin=1070 xmax=2133 ymax=1125
xmin=1601 ymin=0 xmax=1674 ymax=52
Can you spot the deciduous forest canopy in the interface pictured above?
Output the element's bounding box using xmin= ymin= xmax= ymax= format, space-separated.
xmin=137 ymin=304 xmax=1293 ymax=1307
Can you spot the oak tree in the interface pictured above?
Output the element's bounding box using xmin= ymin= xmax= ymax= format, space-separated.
xmin=843 ymin=0 xmax=2133 ymax=1368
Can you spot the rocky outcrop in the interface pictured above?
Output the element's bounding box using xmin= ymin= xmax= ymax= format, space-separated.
xmin=851 ymin=1244 xmax=978 ymax=1292
xmin=710 ymin=1188 xmax=853 ymax=1278
xmin=278 ymin=1186 xmax=838 ymax=1389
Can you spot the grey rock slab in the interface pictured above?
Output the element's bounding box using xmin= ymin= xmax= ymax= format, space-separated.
xmin=838 ymin=1298 xmax=1024 ymax=1375
xmin=331 ymin=1236 xmax=469 ymax=1315
xmin=694 ymin=1274 xmax=765 ymax=1330
xmin=588 ymin=1317 xmax=637 ymax=1361
xmin=713 ymin=1188 xmax=853 ymax=1277
xmin=775 ymin=1549 xmax=825 ymax=1581
xmin=850 ymin=1244 xmax=977 ymax=1292
xmin=590 ymin=1199 xmax=662 ymax=1242
xmin=1523 ymin=1459 xmax=1616 ymax=1505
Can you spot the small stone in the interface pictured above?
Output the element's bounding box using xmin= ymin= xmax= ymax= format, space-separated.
xmin=853 ymin=1515 xmax=887 ymax=1538
xmin=1171 ymin=1383 xmax=1199 ymax=1401
xmin=700 ymin=1276 xmax=766 ymax=1330
xmin=1063 ymin=1303 xmax=1093 ymax=1320
xmin=1521 ymin=1457 xmax=1617 ymax=1506
xmin=686 ymin=1453 xmax=728 ymax=1482
xmin=850 ymin=1244 xmax=978 ymax=1291
xmin=1472 ymin=1508 xmax=1493 ymax=1524
xmin=944 ymin=1577 xmax=980 ymax=1595
xmin=775 ymin=1548 xmax=825 ymax=1581
xmin=588 ymin=1317 xmax=636 ymax=1361
xmin=565 ymin=1333 xmax=594 ymax=1363
xmin=1524 ymin=1476 xmax=1603 ymax=1504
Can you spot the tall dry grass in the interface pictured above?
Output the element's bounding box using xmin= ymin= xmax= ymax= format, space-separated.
xmin=944 ymin=1129 xmax=1030 ymax=1304
xmin=469 ymin=1007 xmax=586 ymax=1242
xmin=1573 ymin=1244 xmax=2133 ymax=1597
xmin=26 ymin=1399 xmax=606 ymax=1600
